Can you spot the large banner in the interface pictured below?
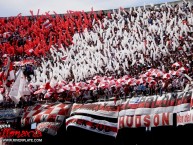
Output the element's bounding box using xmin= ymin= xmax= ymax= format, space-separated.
xmin=21 ymin=103 xmax=72 ymax=127
xmin=66 ymin=115 xmax=118 ymax=137
xmin=18 ymin=89 xmax=193 ymax=132
xmin=118 ymin=113 xmax=173 ymax=129
xmin=177 ymin=110 xmax=193 ymax=126
xmin=0 ymin=109 xmax=22 ymax=120
xmin=119 ymin=90 xmax=192 ymax=116
xmin=71 ymin=100 xmax=122 ymax=118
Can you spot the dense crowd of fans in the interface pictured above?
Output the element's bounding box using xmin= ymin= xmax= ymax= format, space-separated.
xmin=0 ymin=1 xmax=193 ymax=108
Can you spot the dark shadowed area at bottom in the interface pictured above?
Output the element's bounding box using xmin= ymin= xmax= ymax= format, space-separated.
xmin=12 ymin=124 xmax=193 ymax=145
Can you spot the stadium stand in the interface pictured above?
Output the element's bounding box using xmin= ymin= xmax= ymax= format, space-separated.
xmin=0 ymin=0 xmax=193 ymax=145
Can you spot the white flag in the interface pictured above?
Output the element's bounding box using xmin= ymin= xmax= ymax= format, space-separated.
xmin=0 ymin=93 xmax=3 ymax=103
xmin=9 ymin=69 xmax=31 ymax=104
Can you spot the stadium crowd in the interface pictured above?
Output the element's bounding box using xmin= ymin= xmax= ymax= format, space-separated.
xmin=0 ymin=1 xmax=193 ymax=108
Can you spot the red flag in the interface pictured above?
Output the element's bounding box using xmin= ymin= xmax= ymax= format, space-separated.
xmin=93 ymin=12 xmax=98 ymax=21
xmin=49 ymin=32 xmax=53 ymax=47
xmin=45 ymin=82 xmax=51 ymax=90
xmin=107 ymin=12 xmax=111 ymax=19
xmin=25 ymin=45 xmax=33 ymax=56
xmin=34 ymin=47 xmax=40 ymax=56
xmin=7 ymin=46 xmax=15 ymax=55
xmin=58 ymin=31 xmax=62 ymax=48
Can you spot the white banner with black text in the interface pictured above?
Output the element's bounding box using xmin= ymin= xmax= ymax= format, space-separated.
xmin=66 ymin=115 xmax=118 ymax=137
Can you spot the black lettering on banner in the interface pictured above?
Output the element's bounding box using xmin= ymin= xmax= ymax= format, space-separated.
xmin=104 ymin=126 xmax=110 ymax=132
xmin=29 ymin=117 xmax=34 ymax=124
xmin=144 ymin=97 xmax=154 ymax=108
xmin=161 ymin=95 xmax=169 ymax=107
xmin=82 ymin=120 xmax=87 ymax=126
xmin=55 ymin=115 xmax=63 ymax=122
xmin=98 ymin=124 xmax=104 ymax=131
xmin=42 ymin=115 xmax=48 ymax=122
xmin=91 ymin=122 xmax=97 ymax=130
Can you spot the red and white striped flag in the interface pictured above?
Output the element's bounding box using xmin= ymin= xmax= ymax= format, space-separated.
xmin=21 ymin=103 xmax=73 ymax=127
